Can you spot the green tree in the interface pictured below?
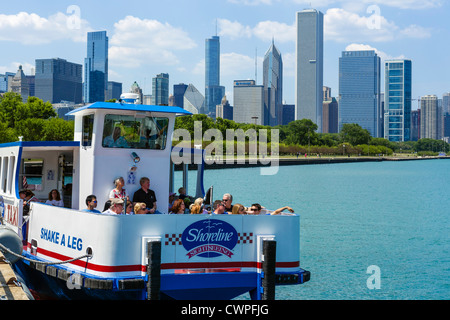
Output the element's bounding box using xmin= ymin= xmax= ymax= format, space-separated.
xmin=42 ymin=118 xmax=74 ymax=141
xmin=340 ymin=123 xmax=371 ymax=146
xmin=285 ymin=119 xmax=318 ymax=145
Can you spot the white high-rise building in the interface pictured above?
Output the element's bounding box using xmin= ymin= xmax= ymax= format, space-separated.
xmin=233 ymin=80 xmax=264 ymax=125
xmin=295 ymin=9 xmax=324 ymax=132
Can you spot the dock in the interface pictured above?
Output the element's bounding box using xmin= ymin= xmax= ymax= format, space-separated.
xmin=0 ymin=252 xmax=29 ymax=300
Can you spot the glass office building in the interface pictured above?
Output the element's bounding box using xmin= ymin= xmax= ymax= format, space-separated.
xmin=84 ymin=31 xmax=108 ymax=103
xmin=295 ymin=9 xmax=323 ymax=132
xmin=152 ymin=73 xmax=169 ymax=105
xmin=205 ymin=36 xmax=224 ymax=117
xmin=263 ymin=41 xmax=283 ymax=126
xmin=35 ymin=58 xmax=82 ymax=104
xmin=339 ymin=50 xmax=381 ymax=138
xmin=384 ymin=59 xmax=412 ymax=142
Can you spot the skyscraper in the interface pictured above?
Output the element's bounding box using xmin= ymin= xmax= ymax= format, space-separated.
xmin=205 ymin=35 xmax=225 ymax=118
xmin=263 ymin=40 xmax=283 ymax=126
xmin=84 ymin=31 xmax=108 ymax=103
xmin=173 ymin=83 xmax=188 ymax=108
xmin=384 ymin=59 xmax=412 ymax=141
xmin=152 ymin=73 xmax=169 ymax=105
xmin=420 ymin=95 xmax=438 ymax=139
xmin=35 ymin=58 xmax=82 ymax=104
xmin=295 ymin=9 xmax=323 ymax=132
xmin=339 ymin=50 xmax=381 ymax=137
xmin=233 ymin=80 xmax=264 ymax=125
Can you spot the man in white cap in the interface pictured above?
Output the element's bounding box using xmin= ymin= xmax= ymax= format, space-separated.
xmin=103 ymin=198 xmax=124 ymax=215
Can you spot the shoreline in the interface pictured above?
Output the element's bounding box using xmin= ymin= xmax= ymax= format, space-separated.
xmin=175 ymin=155 xmax=449 ymax=171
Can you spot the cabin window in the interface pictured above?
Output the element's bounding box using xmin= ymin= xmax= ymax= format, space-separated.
xmin=82 ymin=114 xmax=95 ymax=147
xmin=2 ymin=157 xmax=8 ymax=193
xmin=21 ymin=159 xmax=44 ymax=191
xmin=8 ymin=156 xmax=15 ymax=194
xmin=102 ymin=114 xmax=169 ymax=150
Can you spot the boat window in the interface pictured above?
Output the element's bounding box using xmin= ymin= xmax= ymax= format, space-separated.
xmin=82 ymin=114 xmax=95 ymax=147
xmin=2 ymin=157 xmax=8 ymax=193
xmin=8 ymin=156 xmax=15 ymax=194
xmin=102 ymin=114 xmax=169 ymax=150
xmin=21 ymin=159 xmax=44 ymax=191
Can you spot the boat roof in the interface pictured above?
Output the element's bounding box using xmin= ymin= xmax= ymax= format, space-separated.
xmin=66 ymin=101 xmax=192 ymax=116
xmin=0 ymin=140 xmax=80 ymax=150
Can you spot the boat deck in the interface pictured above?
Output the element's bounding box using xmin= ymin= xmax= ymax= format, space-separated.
xmin=0 ymin=252 xmax=29 ymax=300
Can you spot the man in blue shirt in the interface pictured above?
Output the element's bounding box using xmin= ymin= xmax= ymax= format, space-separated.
xmin=82 ymin=195 xmax=101 ymax=213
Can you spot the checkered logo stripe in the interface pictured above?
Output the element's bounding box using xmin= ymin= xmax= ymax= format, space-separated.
xmin=164 ymin=232 xmax=254 ymax=245
xmin=238 ymin=232 xmax=253 ymax=244
xmin=165 ymin=233 xmax=182 ymax=246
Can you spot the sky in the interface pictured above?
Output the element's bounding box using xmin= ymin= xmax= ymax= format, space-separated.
xmin=0 ymin=0 xmax=449 ymax=110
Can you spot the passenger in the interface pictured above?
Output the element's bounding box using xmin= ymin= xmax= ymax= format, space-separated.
xmin=132 ymin=177 xmax=158 ymax=214
xmin=103 ymin=126 xmax=128 ymax=148
xmin=212 ymin=200 xmax=227 ymax=214
xmin=192 ymin=197 xmax=208 ymax=214
xmin=222 ymin=193 xmax=233 ymax=213
xmin=178 ymin=187 xmax=187 ymax=200
xmin=168 ymin=192 xmax=176 ymax=212
xmin=248 ymin=203 xmax=262 ymax=215
xmin=134 ymin=202 xmax=149 ymax=215
xmin=125 ymin=201 xmax=133 ymax=215
xmin=24 ymin=190 xmax=39 ymax=203
xmin=249 ymin=203 xmax=295 ymax=215
xmin=45 ymin=189 xmax=64 ymax=207
xmin=268 ymin=206 xmax=295 ymax=215
xmin=170 ymin=199 xmax=186 ymax=214
xmin=103 ymin=198 xmax=124 ymax=215
xmin=231 ymin=203 xmax=246 ymax=215
xmin=109 ymin=177 xmax=129 ymax=202
xmin=190 ymin=204 xmax=202 ymax=214
xmin=82 ymin=195 xmax=101 ymax=213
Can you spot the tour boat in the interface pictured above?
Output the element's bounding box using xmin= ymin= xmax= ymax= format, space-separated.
xmin=0 ymin=99 xmax=310 ymax=300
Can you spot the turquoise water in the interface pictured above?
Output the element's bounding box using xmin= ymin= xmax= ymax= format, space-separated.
xmin=175 ymin=159 xmax=450 ymax=300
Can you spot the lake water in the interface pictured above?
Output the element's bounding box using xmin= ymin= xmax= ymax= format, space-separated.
xmin=175 ymin=158 xmax=450 ymax=300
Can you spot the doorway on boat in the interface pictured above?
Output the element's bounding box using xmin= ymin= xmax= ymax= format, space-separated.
xmin=19 ymin=151 xmax=74 ymax=208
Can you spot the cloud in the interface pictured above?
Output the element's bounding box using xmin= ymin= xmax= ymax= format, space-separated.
xmin=0 ymin=62 xmax=35 ymax=75
xmin=109 ymin=16 xmax=197 ymax=68
xmin=0 ymin=11 xmax=91 ymax=45
xmin=193 ymin=52 xmax=262 ymax=78
xmin=344 ymin=43 xmax=405 ymax=61
xmin=292 ymin=0 xmax=443 ymax=10
xmin=217 ymin=19 xmax=253 ymax=39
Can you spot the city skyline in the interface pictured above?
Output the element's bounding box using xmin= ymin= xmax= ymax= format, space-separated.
xmin=0 ymin=0 xmax=449 ymax=110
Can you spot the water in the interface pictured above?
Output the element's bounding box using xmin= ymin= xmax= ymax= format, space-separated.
xmin=175 ymin=159 xmax=450 ymax=300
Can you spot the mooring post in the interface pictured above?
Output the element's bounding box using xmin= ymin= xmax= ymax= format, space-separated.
xmin=146 ymin=240 xmax=161 ymax=300
xmin=262 ymin=240 xmax=276 ymax=300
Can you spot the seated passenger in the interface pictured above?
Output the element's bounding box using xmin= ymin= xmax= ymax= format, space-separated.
xmin=103 ymin=198 xmax=124 ymax=215
xmin=82 ymin=195 xmax=101 ymax=213
xmin=231 ymin=203 xmax=246 ymax=214
xmin=109 ymin=177 xmax=129 ymax=202
xmin=178 ymin=187 xmax=187 ymax=200
xmin=103 ymin=126 xmax=128 ymax=148
xmin=132 ymin=177 xmax=158 ymax=214
xmin=222 ymin=193 xmax=233 ymax=213
xmin=170 ymin=199 xmax=186 ymax=214
xmin=134 ymin=202 xmax=149 ymax=215
xmin=249 ymin=203 xmax=295 ymax=215
xmin=45 ymin=189 xmax=64 ymax=207
xmin=212 ymin=200 xmax=227 ymax=214
xmin=190 ymin=204 xmax=202 ymax=214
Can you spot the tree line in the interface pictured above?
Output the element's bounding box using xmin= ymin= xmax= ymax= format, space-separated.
xmin=0 ymin=93 xmax=447 ymax=157
xmin=0 ymin=92 xmax=73 ymax=143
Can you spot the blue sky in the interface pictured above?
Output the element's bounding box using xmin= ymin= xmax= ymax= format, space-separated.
xmin=1 ymin=0 xmax=448 ymax=110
